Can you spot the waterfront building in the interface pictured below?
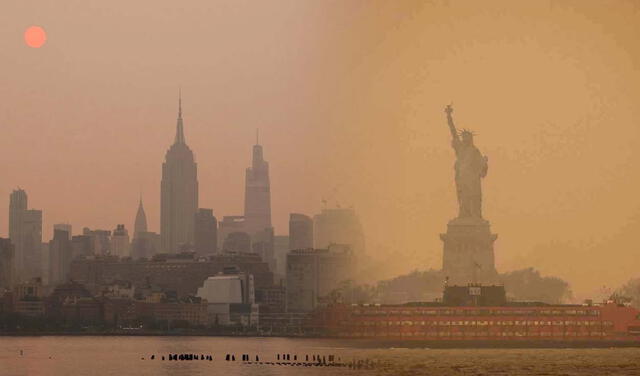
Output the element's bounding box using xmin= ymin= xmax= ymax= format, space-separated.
xmin=69 ymin=251 xmax=274 ymax=298
xmin=160 ymin=93 xmax=199 ymax=253
xmin=13 ymin=278 xmax=45 ymax=317
xmin=197 ymin=270 xmax=257 ymax=326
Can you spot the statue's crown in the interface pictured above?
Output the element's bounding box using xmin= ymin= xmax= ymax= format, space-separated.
xmin=459 ymin=129 xmax=475 ymax=137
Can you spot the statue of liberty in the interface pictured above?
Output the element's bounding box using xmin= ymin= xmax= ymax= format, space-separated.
xmin=444 ymin=104 xmax=488 ymax=219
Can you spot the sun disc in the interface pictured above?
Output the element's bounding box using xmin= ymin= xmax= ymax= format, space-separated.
xmin=24 ymin=26 xmax=46 ymax=48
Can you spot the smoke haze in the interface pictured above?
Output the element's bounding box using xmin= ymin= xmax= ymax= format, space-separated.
xmin=2 ymin=0 xmax=640 ymax=299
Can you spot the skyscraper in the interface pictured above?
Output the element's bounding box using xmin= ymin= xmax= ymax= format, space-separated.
xmin=9 ymin=189 xmax=43 ymax=282
xmin=286 ymin=245 xmax=354 ymax=313
xmin=82 ymin=228 xmax=111 ymax=255
xmin=9 ymin=189 xmax=26 ymax=277
xmin=313 ymin=208 xmax=365 ymax=256
xmin=46 ymin=224 xmax=72 ymax=282
xmin=243 ymin=132 xmax=271 ymax=237
xmin=133 ymin=197 xmax=148 ymax=239
xmin=21 ymin=210 xmax=42 ymax=281
xmin=289 ymin=213 xmax=313 ymax=250
xmin=218 ymin=216 xmax=246 ymax=250
xmin=160 ymin=93 xmax=199 ymax=253
xmin=0 ymin=238 xmax=15 ymax=290
xmin=48 ymin=228 xmax=72 ymax=285
xmin=194 ymin=208 xmax=217 ymax=256
xmin=111 ymin=224 xmax=130 ymax=258
xmin=54 ymin=223 xmax=72 ymax=236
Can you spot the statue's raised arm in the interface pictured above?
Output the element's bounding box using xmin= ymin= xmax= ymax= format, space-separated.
xmin=445 ymin=104 xmax=460 ymax=144
xmin=443 ymin=104 xmax=487 ymax=219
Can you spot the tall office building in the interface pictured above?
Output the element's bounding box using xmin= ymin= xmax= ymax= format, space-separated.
xmin=82 ymin=228 xmax=111 ymax=255
xmin=132 ymin=197 xmax=159 ymax=259
xmin=111 ymin=224 xmax=130 ymax=258
xmin=289 ymin=213 xmax=313 ymax=250
xmin=71 ymin=235 xmax=93 ymax=260
xmin=243 ymin=134 xmax=271 ymax=237
xmin=218 ymin=216 xmax=246 ymax=250
xmin=160 ymin=93 xmax=198 ymax=252
xmin=194 ymin=208 xmax=217 ymax=256
xmin=313 ymin=208 xmax=365 ymax=255
xmin=48 ymin=229 xmax=72 ymax=285
xmin=131 ymin=232 xmax=161 ymax=260
xmin=40 ymin=242 xmax=49 ymax=285
xmin=9 ymin=189 xmax=42 ymax=282
xmin=133 ymin=198 xmax=148 ymax=239
xmin=0 ymin=238 xmax=15 ymax=290
xmin=9 ymin=189 xmax=28 ymax=277
xmin=286 ymin=245 xmax=355 ymax=313
xmin=21 ymin=210 xmax=43 ymax=280
xmin=273 ymin=235 xmax=289 ymax=278
xmin=222 ymin=232 xmax=252 ymax=253
xmin=54 ymin=224 xmax=72 ymax=237
xmin=252 ymin=227 xmax=276 ymax=274
xmin=46 ymin=224 xmax=71 ymax=283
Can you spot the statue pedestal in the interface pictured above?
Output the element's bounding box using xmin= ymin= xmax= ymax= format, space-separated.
xmin=440 ymin=217 xmax=498 ymax=285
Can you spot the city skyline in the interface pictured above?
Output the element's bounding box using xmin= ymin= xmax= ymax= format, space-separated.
xmin=4 ymin=3 xmax=640 ymax=375
xmin=3 ymin=1 xmax=640 ymax=300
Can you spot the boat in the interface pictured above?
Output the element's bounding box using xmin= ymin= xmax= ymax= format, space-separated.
xmin=312 ymin=284 xmax=640 ymax=347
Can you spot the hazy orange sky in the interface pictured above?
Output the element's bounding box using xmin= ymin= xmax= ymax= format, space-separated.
xmin=2 ymin=0 xmax=640 ymax=299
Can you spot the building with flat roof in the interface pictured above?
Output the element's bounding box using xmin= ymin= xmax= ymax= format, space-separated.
xmin=0 ymin=239 xmax=15 ymax=290
xmin=313 ymin=208 xmax=365 ymax=256
xmin=111 ymin=224 xmax=130 ymax=258
xmin=194 ymin=208 xmax=217 ymax=256
xmin=289 ymin=213 xmax=313 ymax=250
xmin=197 ymin=271 xmax=256 ymax=326
xmin=69 ymin=251 xmax=273 ymax=298
xmin=286 ymin=245 xmax=355 ymax=313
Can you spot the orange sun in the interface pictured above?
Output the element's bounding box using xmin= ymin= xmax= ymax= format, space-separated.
xmin=24 ymin=26 xmax=46 ymax=48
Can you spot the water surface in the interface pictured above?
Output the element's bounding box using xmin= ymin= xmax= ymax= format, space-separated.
xmin=1 ymin=336 xmax=639 ymax=375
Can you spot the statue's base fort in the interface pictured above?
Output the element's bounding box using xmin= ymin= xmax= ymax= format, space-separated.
xmin=440 ymin=216 xmax=498 ymax=285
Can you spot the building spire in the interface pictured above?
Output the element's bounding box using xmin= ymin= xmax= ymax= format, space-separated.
xmin=174 ymin=88 xmax=185 ymax=144
xmin=256 ymin=128 xmax=259 ymax=145
xmin=178 ymin=87 xmax=182 ymax=118
xmin=134 ymin=194 xmax=148 ymax=238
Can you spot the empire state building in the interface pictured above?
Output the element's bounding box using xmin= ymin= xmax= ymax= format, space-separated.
xmin=160 ymin=94 xmax=198 ymax=252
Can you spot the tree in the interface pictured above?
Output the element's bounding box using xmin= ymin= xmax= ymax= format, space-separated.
xmin=616 ymin=278 xmax=640 ymax=308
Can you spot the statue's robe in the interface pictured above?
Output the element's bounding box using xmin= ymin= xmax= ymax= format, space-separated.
xmin=452 ymin=139 xmax=487 ymax=218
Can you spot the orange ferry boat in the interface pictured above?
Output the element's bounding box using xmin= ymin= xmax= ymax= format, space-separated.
xmin=313 ymin=285 xmax=640 ymax=347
